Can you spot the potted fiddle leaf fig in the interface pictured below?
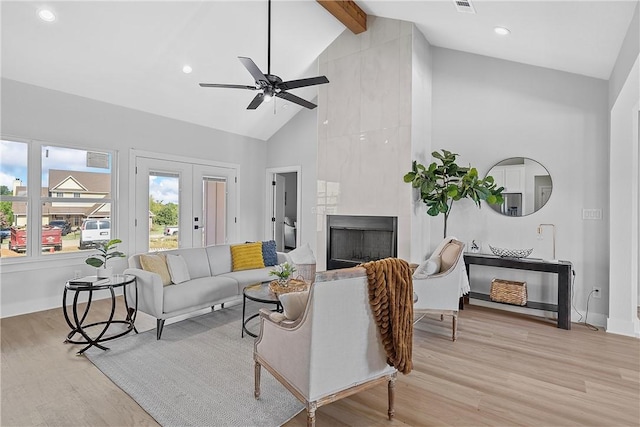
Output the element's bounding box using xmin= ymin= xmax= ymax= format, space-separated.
xmin=85 ymin=239 xmax=126 ymax=278
xmin=404 ymin=149 xmax=504 ymax=238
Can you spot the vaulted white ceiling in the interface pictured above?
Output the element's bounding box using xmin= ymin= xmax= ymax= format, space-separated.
xmin=1 ymin=1 xmax=637 ymax=141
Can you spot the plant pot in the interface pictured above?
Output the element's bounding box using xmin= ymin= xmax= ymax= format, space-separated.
xmin=96 ymin=267 xmax=113 ymax=278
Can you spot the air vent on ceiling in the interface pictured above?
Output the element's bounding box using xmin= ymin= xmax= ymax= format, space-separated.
xmin=454 ymin=0 xmax=476 ymax=14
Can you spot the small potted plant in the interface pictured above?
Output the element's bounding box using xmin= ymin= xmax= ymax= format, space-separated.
xmin=85 ymin=239 xmax=126 ymax=278
xmin=269 ymin=262 xmax=296 ymax=286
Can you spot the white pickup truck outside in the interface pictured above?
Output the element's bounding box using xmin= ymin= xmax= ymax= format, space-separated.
xmin=164 ymin=226 xmax=179 ymax=236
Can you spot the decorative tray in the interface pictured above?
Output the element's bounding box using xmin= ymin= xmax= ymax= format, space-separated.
xmin=269 ymin=278 xmax=309 ymax=295
xmin=489 ymin=245 xmax=533 ymax=259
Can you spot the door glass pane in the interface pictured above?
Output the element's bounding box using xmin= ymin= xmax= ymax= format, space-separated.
xmin=202 ymin=177 xmax=226 ymax=246
xmin=149 ymin=172 xmax=179 ymax=251
xmin=0 ymin=140 xmax=28 ymax=258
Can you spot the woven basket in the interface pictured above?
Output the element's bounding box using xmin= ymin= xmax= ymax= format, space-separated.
xmin=490 ymin=278 xmax=527 ymax=306
xmin=295 ymin=263 xmax=316 ymax=284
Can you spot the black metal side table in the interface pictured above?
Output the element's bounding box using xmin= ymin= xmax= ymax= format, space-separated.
xmin=63 ymin=274 xmax=138 ymax=355
xmin=242 ymin=282 xmax=281 ymax=338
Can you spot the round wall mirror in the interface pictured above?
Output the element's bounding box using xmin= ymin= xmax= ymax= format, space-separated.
xmin=486 ymin=157 xmax=552 ymax=216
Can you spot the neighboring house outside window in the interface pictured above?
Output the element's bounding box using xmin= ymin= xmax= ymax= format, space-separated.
xmin=0 ymin=140 xmax=115 ymax=259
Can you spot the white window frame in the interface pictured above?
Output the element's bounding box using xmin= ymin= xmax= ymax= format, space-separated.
xmin=0 ymin=136 xmax=117 ymax=271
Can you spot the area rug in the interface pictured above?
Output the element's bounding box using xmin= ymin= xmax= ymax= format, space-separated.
xmin=85 ymin=303 xmax=304 ymax=426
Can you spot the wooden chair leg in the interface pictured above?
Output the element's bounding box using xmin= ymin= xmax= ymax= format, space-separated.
xmin=388 ymin=373 xmax=397 ymax=420
xmin=254 ymin=361 xmax=261 ymax=399
xmin=452 ymin=312 xmax=458 ymax=341
xmin=307 ymin=402 xmax=317 ymax=427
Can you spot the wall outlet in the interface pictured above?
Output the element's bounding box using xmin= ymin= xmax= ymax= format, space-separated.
xmin=592 ymin=287 xmax=601 ymax=299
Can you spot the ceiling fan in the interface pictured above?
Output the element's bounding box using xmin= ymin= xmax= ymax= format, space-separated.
xmin=199 ymin=0 xmax=329 ymax=110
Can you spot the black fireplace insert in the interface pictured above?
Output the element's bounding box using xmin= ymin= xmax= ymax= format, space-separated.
xmin=326 ymin=215 xmax=398 ymax=270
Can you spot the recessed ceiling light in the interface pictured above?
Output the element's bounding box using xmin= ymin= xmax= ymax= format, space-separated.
xmin=182 ymin=65 xmax=193 ymax=74
xmin=494 ymin=26 xmax=510 ymax=36
xmin=38 ymin=8 xmax=56 ymax=22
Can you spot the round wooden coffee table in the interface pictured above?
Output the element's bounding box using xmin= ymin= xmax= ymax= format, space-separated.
xmin=242 ymin=282 xmax=281 ymax=338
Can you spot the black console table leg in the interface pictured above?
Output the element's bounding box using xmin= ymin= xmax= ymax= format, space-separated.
xmin=558 ymin=267 xmax=571 ymax=330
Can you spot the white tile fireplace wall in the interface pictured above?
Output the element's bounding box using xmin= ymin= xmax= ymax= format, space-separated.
xmin=316 ymin=16 xmax=433 ymax=271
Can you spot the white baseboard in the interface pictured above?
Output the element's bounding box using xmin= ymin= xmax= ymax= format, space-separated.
xmin=468 ymin=298 xmax=607 ymax=328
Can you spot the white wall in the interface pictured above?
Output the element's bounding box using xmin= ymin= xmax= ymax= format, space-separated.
xmin=0 ymin=78 xmax=267 ymax=318
xmin=607 ymin=0 xmax=640 ymax=338
xmin=431 ymin=48 xmax=610 ymax=325
xmin=608 ymin=57 xmax=639 ymax=336
xmin=265 ymin=106 xmax=318 ymax=252
xmin=609 ymin=2 xmax=639 ymax=110
xmin=409 ymin=24 xmax=434 ymax=263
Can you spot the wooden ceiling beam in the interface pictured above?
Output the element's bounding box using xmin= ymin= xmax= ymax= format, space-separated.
xmin=317 ymin=0 xmax=367 ymax=34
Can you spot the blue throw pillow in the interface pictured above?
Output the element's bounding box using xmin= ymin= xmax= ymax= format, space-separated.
xmin=262 ymin=240 xmax=278 ymax=266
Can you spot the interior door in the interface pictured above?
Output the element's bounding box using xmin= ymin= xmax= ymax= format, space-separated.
xmin=273 ymin=174 xmax=285 ymax=251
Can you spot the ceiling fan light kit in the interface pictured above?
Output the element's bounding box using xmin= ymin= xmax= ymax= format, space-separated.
xmin=199 ymin=0 xmax=329 ymax=110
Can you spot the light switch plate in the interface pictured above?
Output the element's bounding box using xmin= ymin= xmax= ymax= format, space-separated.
xmin=582 ymin=209 xmax=602 ymax=220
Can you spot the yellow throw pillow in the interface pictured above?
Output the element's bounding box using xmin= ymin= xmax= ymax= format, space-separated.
xmin=139 ymin=253 xmax=172 ymax=286
xmin=231 ymin=242 xmax=265 ymax=271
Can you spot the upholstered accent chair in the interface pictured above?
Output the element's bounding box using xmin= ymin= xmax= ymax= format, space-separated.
xmin=413 ymin=237 xmax=469 ymax=341
xmin=253 ymin=267 xmax=398 ymax=427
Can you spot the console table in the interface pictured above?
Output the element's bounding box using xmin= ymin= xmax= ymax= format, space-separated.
xmin=463 ymin=253 xmax=573 ymax=330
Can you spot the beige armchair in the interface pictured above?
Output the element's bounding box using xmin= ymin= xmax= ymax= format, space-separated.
xmin=413 ymin=237 xmax=469 ymax=341
xmin=253 ymin=267 xmax=397 ymax=426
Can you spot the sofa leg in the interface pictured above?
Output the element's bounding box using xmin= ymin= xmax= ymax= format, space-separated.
xmin=156 ymin=319 xmax=165 ymax=340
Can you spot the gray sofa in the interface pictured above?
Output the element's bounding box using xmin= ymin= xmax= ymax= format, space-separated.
xmin=124 ymin=244 xmax=287 ymax=339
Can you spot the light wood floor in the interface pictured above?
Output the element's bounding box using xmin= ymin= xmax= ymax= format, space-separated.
xmin=2 ymin=299 xmax=639 ymax=426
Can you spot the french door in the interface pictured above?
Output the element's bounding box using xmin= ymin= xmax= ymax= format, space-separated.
xmin=134 ymin=154 xmax=237 ymax=253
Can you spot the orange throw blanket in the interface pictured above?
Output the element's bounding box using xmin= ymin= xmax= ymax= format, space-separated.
xmin=361 ymin=258 xmax=413 ymax=374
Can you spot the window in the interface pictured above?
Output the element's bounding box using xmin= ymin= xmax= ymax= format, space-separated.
xmin=0 ymin=139 xmax=28 ymax=258
xmin=0 ymin=139 xmax=115 ymax=260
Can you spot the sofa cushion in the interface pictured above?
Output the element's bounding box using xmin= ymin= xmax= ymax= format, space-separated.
xmin=219 ymin=267 xmax=274 ymax=294
xmin=162 ymin=276 xmax=238 ymax=313
xmin=163 ymin=247 xmax=211 ymax=279
xmin=166 ymin=253 xmax=191 ymax=284
xmin=261 ymin=240 xmax=278 ymax=266
xmin=139 ymin=254 xmax=172 ymax=286
xmin=231 ymin=242 xmax=265 ymax=271
xmin=206 ymin=244 xmax=232 ymax=276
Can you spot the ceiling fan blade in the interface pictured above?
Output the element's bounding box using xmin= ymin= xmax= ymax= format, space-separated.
xmin=247 ymin=93 xmax=265 ymax=110
xmin=199 ymin=83 xmax=257 ymax=90
xmin=238 ymin=57 xmax=269 ymax=85
xmin=278 ymin=76 xmax=329 ymax=91
xmin=276 ymin=91 xmax=317 ymax=109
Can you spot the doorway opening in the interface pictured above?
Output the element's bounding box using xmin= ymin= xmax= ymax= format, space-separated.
xmin=266 ymin=167 xmax=301 ymax=252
